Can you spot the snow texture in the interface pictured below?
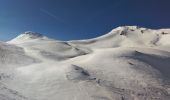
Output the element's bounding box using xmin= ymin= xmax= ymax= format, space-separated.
xmin=0 ymin=26 xmax=170 ymax=100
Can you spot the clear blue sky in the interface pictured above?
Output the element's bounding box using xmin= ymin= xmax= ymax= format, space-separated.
xmin=0 ymin=0 xmax=170 ymax=41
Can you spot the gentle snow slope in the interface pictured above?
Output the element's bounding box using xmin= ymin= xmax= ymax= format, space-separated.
xmin=0 ymin=26 xmax=170 ymax=100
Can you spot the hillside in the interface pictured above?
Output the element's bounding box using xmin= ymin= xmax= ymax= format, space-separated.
xmin=0 ymin=26 xmax=170 ymax=100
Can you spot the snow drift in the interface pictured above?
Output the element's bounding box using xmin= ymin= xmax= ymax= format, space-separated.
xmin=0 ymin=26 xmax=170 ymax=100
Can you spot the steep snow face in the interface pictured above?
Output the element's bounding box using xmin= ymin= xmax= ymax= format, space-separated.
xmin=2 ymin=26 xmax=170 ymax=100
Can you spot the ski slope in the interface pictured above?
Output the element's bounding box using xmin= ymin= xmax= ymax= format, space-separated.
xmin=0 ymin=26 xmax=170 ymax=100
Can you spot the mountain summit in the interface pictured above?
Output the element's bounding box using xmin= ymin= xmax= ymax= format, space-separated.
xmin=21 ymin=31 xmax=44 ymax=39
xmin=9 ymin=31 xmax=49 ymax=43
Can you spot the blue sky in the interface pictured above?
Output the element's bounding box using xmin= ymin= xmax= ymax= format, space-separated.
xmin=0 ymin=0 xmax=170 ymax=41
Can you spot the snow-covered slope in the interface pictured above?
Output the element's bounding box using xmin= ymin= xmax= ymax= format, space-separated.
xmin=0 ymin=41 xmax=39 ymax=67
xmin=1 ymin=26 xmax=170 ymax=100
xmin=70 ymin=26 xmax=170 ymax=49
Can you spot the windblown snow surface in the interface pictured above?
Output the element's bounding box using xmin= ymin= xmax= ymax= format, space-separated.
xmin=1 ymin=26 xmax=170 ymax=100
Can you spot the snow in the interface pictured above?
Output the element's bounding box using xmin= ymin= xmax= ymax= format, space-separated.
xmin=8 ymin=31 xmax=49 ymax=44
xmin=1 ymin=26 xmax=170 ymax=100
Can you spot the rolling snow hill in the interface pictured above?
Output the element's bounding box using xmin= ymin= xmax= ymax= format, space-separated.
xmin=0 ymin=26 xmax=170 ymax=100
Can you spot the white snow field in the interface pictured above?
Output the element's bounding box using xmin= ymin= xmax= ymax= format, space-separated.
xmin=0 ymin=26 xmax=170 ymax=100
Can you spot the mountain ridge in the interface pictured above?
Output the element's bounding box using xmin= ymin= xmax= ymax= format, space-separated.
xmin=8 ymin=26 xmax=170 ymax=43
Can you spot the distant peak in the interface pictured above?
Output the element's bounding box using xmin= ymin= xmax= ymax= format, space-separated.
xmin=21 ymin=31 xmax=44 ymax=39
xmin=8 ymin=31 xmax=49 ymax=43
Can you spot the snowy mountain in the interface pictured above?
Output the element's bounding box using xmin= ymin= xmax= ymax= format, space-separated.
xmin=70 ymin=26 xmax=170 ymax=48
xmin=9 ymin=31 xmax=49 ymax=44
xmin=1 ymin=26 xmax=170 ymax=100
